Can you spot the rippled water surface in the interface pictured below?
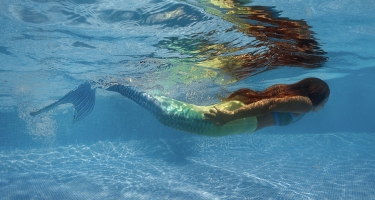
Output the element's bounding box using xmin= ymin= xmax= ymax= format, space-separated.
xmin=1 ymin=0 xmax=375 ymax=199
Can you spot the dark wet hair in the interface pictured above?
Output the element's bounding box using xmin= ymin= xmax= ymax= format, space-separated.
xmin=219 ymin=6 xmax=327 ymax=80
xmin=223 ymin=77 xmax=330 ymax=106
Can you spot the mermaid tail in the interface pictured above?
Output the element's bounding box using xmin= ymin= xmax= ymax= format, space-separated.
xmin=30 ymin=82 xmax=96 ymax=123
xmin=31 ymin=83 xmax=257 ymax=136
xmin=107 ymin=85 xmax=257 ymax=136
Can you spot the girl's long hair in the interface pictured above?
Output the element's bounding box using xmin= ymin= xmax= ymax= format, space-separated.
xmin=223 ymin=77 xmax=330 ymax=106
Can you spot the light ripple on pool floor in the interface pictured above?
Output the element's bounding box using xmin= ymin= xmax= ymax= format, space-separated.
xmin=1 ymin=133 xmax=375 ymax=199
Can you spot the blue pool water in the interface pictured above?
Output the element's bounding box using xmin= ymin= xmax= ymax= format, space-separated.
xmin=1 ymin=0 xmax=375 ymax=199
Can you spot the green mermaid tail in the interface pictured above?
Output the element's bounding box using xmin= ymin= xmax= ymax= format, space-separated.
xmin=154 ymin=96 xmax=257 ymax=136
xmin=107 ymin=85 xmax=257 ymax=136
xmin=31 ymin=83 xmax=257 ymax=136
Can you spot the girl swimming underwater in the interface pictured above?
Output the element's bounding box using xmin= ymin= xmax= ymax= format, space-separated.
xmin=31 ymin=77 xmax=330 ymax=137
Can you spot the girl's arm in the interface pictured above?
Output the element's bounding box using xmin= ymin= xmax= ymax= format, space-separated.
xmin=204 ymin=96 xmax=313 ymax=125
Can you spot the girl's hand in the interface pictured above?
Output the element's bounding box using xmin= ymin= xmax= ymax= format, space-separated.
xmin=204 ymin=106 xmax=235 ymax=126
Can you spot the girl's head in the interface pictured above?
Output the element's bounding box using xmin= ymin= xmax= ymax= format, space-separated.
xmin=288 ymin=77 xmax=330 ymax=107
xmin=224 ymin=77 xmax=330 ymax=107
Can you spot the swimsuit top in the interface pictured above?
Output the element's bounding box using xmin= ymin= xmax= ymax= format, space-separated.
xmin=271 ymin=112 xmax=304 ymax=126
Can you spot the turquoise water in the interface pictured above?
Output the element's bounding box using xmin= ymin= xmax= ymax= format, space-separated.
xmin=1 ymin=0 xmax=375 ymax=199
